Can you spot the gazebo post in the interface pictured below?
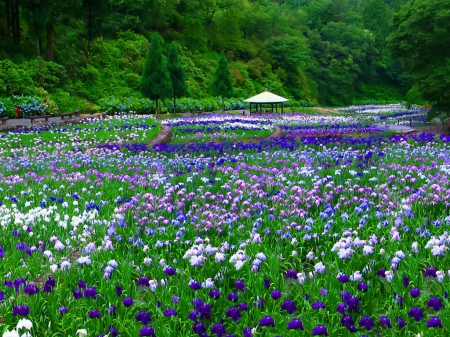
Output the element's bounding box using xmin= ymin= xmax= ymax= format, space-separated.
xmin=281 ymin=102 xmax=283 ymax=113
xmin=276 ymin=103 xmax=278 ymax=113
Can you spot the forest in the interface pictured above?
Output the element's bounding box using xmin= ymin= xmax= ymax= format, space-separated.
xmin=0 ymin=0 xmax=415 ymax=113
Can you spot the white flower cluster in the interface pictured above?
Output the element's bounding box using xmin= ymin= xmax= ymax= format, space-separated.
xmin=2 ymin=319 xmax=33 ymax=337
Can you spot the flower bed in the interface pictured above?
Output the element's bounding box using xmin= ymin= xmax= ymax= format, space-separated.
xmin=0 ymin=128 xmax=450 ymax=336
xmin=164 ymin=116 xmax=274 ymax=143
xmin=0 ymin=115 xmax=161 ymax=156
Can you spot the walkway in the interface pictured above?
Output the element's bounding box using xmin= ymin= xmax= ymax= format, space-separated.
xmin=0 ymin=114 xmax=105 ymax=130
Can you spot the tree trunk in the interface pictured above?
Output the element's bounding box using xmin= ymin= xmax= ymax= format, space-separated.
xmin=47 ymin=26 xmax=54 ymax=61
xmin=5 ymin=0 xmax=11 ymax=56
xmin=13 ymin=0 xmax=20 ymax=45
xmin=88 ymin=0 xmax=92 ymax=54
xmin=36 ymin=38 xmax=40 ymax=57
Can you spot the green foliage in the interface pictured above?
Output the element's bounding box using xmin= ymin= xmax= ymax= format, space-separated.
xmin=12 ymin=95 xmax=58 ymax=117
xmin=167 ymin=42 xmax=188 ymax=112
xmin=140 ymin=33 xmax=172 ymax=114
xmin=389 ymin=0 xmax=450 ymax=118
xmin=0 ymin=0 xmax=412 ymax=107
xmin=0 ymin=60 xmax=35 ymax=96
xmin=98 ymin=97 xmax=154 ymax=115
xmin=22 ymin=57 xmax=70 ymax=92
xmin=49 ymin=90 xmax=89 ymax=112
xmin=0 ymin=97 xmax=15 ymax=118
xmin=211 ymin=51 xmax=234 ymax=110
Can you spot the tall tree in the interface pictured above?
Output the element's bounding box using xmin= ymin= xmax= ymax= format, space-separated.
xmin=211 ymin=51 xmax=234 ymax=111
xmin=388 ymin=0 xmax=450 ymax=123
xmin=167 ymin=42 xmax=188 ymax=113
xmin=361 ymin=0 xmax=390 ymax=53
xmin=139 ymin=33 xmax=172 ymax=118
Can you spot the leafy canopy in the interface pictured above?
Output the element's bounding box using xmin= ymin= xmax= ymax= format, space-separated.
xmin=167 ymin=42 xmax=188 ymax=99
xmin=388 ymin=0 xmax=450 ymax=119
xmin=211 ymin=51 xmax=234 ymax=100
xmin=139 ymin=33 xmax=172 ymax=105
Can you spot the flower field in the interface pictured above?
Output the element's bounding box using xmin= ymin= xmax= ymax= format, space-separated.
xmin=1 ymin=114 xmax=450 ymax=336
xmin=164 ymin=116 xmax=274 ymax=143
xmin=336 ymin=104 xmax=428 ymax=126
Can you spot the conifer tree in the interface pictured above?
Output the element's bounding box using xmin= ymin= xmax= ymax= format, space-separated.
xmin=140 ymin=33 xmax=172 ymax=117
xmin=167 ymin=42 xmax=188 ymax=113
xmin=211 ymin=51 xmax=234 ymax=112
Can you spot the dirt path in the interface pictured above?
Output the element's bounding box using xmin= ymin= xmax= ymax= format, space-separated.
xmin=312 ymin=107 xmax=336 ymax=114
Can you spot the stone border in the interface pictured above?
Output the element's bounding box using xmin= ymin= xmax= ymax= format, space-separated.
xmin=268 ymin=126 xmax=283 ymax=138
xmin=150 ymin=125 xmax=173 ymax=145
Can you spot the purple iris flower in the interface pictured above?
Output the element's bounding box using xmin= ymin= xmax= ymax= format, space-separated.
xmin=259 ymin=316 xmax=275 ymax=327
xmin=285 ymin=269 xmax=298 ymax=279
xmin=211 ymin=323 xmax=227 ymax=337
xmin=106 ymin=304 xmax=117 ymax=315
xmin=427 ymin=317 xmax=443 ymax=328
xmin=395 ymin=316 xmax=406 ymax=328
xmin=427 ymin=297 xmax=443 ymax=311
xmin=287 ymin=318 xmax=304 ymax=330
xmin=281 ymin=300 xmax=297 ymax=314
xmin=139 ymin=326 xmax=156 ymax=337
xmin=163 ymin=308 xmax=177 ymax=316
xmin=238 ymin=302 xmax=249 ymax=312
xmin=190 ymin=281 xmax=201 ymax=290
xmin=358 ymin=316 xmax=375 ymax=331
xmin=236 ymin=279 xmax=246 ymax=291
xmin=137 ymin=276 xmax=150 ymax=287
xmin=357 ymin=282 xmax=368 ymax=292
xmin=409 ymin=288 xmax=420 ymax=298
xmin=341 ymin=315 xmax=354 ymax=328
xmin=115 ymin=285 xmax=123 ymax=296
xmin=88 ymin=310 xmax=101 ymax=319
xmin=24 ymin=284 xmax=39 ymax=295
xmin=408 ymin=307 xmax=424 ymax=321
xmin=43 ymin=276 xmax=56 ymax=293
xmin=107 ymin=326 xmax=119 ymax=337
xmin=337 ymin=274 xmax=349 ymax=283
xmin=380 ymin=316 xmax=392 ymax=329
xmin=84 ymin=286 xmax=97 ymax=299
xmin=227 ymin=293 xmax=238 ymax=302
xmin=136 ymin=311 xmax=152 ymax=325
xmin=193 ymin=322 xmax=206 ymax=334
xmin=402 ymin=276 xmax=410 ymax=287
xmin=225 ymin=307 xmax=241 ymax=321
xmin=270 ymin=290 xmax=281 ymax=300
xmin=424 ymin=267 xmax=437 ymax=278
xmin=312 ymin=324 xmax=328 ymax=336
xmin=13 ymin=305 xmax=29 ymax=316
xmin=163 ymin=267 xmax=176 ymax=276
xmin=209 ymin=289 xmax=220 ymax=299
xmin=73 ymin=289 xmax=83 ymax=299
xmin=311 ymin=301 xmax=326 ymax=309
xmin=122 ymin=297 xmax=133 ymax=307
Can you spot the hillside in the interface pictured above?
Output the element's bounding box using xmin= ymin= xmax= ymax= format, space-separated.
xmin=0 ymin=0 xmax=411 ymax=110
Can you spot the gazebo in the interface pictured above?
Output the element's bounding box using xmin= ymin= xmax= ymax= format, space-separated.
xmin=244 ymin=89 xmax=289 ymax=115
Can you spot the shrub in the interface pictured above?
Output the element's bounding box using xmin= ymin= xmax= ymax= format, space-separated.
xmin=98 ymin=96 xmax=149 ymax=115
xmin=50 ymin=90 xmax=89 ymax=113
xmin=12 ymin=95 xmax=58 ymax=117
xmin=0 ymin=98 xmax=15 ymax=118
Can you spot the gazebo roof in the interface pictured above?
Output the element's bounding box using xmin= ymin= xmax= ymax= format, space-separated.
xmin=244 ymin=89 xmax=289 ymax=103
